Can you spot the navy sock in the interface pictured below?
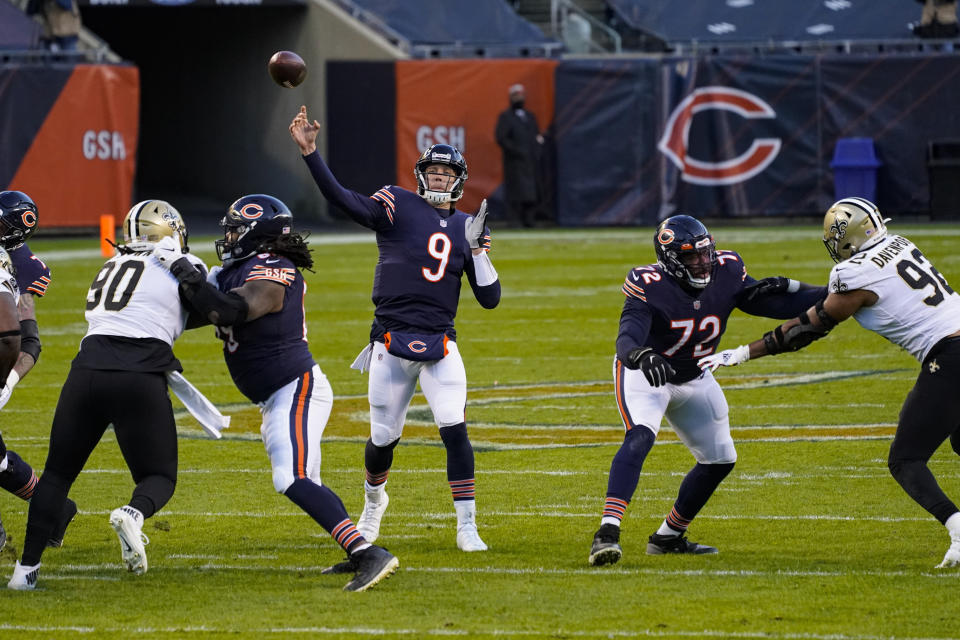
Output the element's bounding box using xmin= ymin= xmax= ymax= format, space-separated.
xmin=440 ymin=423 xmax=476 ymax=502
xmin=605 ymin=427 xmax=656 ymax=501
xmin=364 ymin=437 xmax=399 ymax=485
xmin=670 ymin=462 xmax=735 ymax=528
xmin=0 ymin=450 xmax=38 ymax=500
xmin=284 ymin=478 xmax=367 ymax=554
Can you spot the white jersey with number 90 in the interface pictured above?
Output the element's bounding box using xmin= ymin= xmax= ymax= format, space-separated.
xmin=84 ymin=251 xmax=207 ymax=346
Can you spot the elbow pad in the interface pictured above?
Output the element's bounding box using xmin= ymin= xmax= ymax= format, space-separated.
xmin=19 ymin=318 xmax=40 ymax=362
xmin=172 ymin=259 xmax=249 ymax=327
xmin=763 ymin=299 xmax=836 ymax=355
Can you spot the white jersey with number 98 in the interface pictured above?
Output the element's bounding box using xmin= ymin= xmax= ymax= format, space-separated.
xmin=829 ymin=235 xmax=960 ymax=361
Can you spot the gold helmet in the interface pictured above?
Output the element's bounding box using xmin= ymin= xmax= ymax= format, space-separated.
xmin=123 ymin=200 xmax=188 ymax=252
xmin=822 ymin=197 xmax=890 ymax=263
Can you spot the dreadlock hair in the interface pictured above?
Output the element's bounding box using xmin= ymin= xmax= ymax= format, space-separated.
xmin=257 ymin=232 xmax=313 ymax=271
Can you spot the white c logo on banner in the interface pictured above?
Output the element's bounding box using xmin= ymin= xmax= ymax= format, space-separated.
xmin=658 ymin=86 xmax=781 ymax=186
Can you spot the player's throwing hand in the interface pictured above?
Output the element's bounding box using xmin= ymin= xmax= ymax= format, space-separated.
xmin=289 ymin=106 xmax=321 ymax=155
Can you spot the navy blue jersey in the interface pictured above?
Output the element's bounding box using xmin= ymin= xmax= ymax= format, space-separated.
xmin=303 ymin=151 xmax=500 ymax=335
xmin=215 ymin=252 xmax=315 ymax=403
xmin=10 ymin=243 xmax=50 ymax=297
xmin=617 ymin=251 xmax=823 ymax=383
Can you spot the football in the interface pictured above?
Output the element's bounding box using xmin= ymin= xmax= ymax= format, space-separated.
xmin=267 ymin=51 xmax=307 ymax=88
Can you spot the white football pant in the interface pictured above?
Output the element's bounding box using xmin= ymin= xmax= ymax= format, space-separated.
xmin=368 ymin=340 xmax=467 ymax=446
xmin=260 ymin=364 xmax=333 ymax=493
xmin=613 ymin=357 xmax=737 ymax=464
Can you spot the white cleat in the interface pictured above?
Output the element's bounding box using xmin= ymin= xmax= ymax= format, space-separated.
xmin=110 ymin=506 xmax=149 ymax=575
xmin=356 ymin=489 xmax=389 ymax=544
xmin=8 ymin=561 xmax=40 ymax=590
xmin=937 ymin=537 xmax=960 ymax=568
xmin=456 ymin=523 xmax=488 ymax=552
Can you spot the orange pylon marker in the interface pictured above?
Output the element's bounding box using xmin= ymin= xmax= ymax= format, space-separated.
xmin=100 ymin=214 xmax=116 ymax=257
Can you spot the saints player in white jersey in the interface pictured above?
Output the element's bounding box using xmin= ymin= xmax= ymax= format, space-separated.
xmin=699 ymin=197 xmax=960 ymax=568
xmin=9 ymin=200 xmax=210 ymax=590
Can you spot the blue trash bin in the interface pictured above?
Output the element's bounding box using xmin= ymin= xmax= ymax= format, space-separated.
xmin=830 ymin=137 xmax=882 ymax=202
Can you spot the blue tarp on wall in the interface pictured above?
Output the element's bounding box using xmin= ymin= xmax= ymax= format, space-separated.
xmin=607 ymin=0 xmax=919 ymax=42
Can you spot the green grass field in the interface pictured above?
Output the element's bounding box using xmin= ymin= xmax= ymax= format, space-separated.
xmin=2 ymin=225 xmax=960 ymax=639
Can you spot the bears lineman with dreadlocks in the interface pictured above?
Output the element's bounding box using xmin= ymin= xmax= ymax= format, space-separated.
xmin=153 ymin=194 xmax=398 ymax=592
xmin=701 ymin=197 xmax=960 ymax=569
xmin=589 ymin=215 xmax=826 ymax=566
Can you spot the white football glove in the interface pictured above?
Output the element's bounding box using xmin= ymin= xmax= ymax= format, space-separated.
xmin=698 ymin=345 xmax=750 ymax=372
xmin=0 ymin=370 xmax=20 ymax=411
xmin=153 ymin=236 xmax=182 ymax=270
xmin=206 ymin=265 xmax=222 ymax=285
xmin=465 ymin=199 xmax=488 ymax=250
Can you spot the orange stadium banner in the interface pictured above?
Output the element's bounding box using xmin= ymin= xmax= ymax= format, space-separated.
xmin=2 ymin=64 xmax=139 ymax=228
xmin=395 ymin=59 xmax=557 ymax=214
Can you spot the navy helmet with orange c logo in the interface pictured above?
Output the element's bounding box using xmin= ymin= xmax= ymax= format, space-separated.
xmin=0 ymin=190 xmax=39 ymax=250
xmin=217 ymin=194 xmax=293 ymax=265
xmin=654 ymin=214 xmax=716 ymax=289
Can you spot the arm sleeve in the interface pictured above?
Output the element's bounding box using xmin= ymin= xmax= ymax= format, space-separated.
xmin=465 ymin=251 xmax=501 ymax=309
xmin=737 ymin=275 xmax=828 ymax=319
xmin=302 ymin=150 xmax=393 ymax=231
xmin=616 ymin=297 xmax=653 ymax=362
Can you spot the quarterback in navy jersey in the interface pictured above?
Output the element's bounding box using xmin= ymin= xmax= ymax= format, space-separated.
xmin=0 ymin=191 xmax=75 ymax=557
xmin=588 ymin=215 xmax=826 ymax=566
xmin=290 ymin=105 xmax=500 ymax=553
xmin=154 ymin=193 xmax=398 ymax=592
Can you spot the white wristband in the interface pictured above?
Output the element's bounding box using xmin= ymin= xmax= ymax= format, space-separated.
xmin=472 ymin=250 xmax=498 ymax=287
xmin=6 ymin=369 xmax=19 ymax=389
xmin=787 ymin=279 xmax=800 ymax=293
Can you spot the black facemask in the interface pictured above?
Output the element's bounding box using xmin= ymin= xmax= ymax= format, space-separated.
xmin=511 ymin=98 xmax=525 ymax=110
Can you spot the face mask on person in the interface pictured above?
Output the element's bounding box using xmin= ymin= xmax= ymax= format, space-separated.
xmin=511 ymin=98 xmax=525 ymax=109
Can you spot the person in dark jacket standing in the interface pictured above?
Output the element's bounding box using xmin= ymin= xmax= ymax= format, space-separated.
xmin=495 ymin=84 xmax=543 ymax=228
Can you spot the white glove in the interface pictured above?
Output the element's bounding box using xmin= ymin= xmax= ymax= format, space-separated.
xmin=153 ymin=236 xmax=182 ymax=270
xmin=0 ymin=369 xmax=20 ymax=411
xmin=698 ymin=345 xmax=750 ymax=372
xmin=206 ymin=265 xmax=222 ymax=285
xmin=465 ymin=199 xmax=488 ymax=250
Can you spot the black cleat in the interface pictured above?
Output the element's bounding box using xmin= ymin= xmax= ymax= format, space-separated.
xmin=646 ymin=532 xmax=718 ymax=555
xmin=343 ymin=545 xmax=399 ymax=592
xmin=47 ymin=498 xmax=78 ymax=549
xmin=321 ymin=556 xmax=356 ymax=575
xmin=588 ymin=523 xmax=622 ymax=566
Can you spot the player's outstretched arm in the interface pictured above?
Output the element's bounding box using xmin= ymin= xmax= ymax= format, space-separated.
xmin=737 ymin=276 xmax=828 ymax=319
xmin=290 ymin=106 xmax=390 ymax=231
xmin=699 ymin=290 xmax=873 ymax=372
